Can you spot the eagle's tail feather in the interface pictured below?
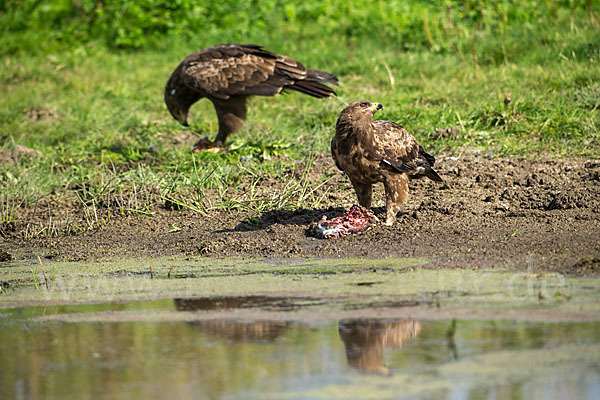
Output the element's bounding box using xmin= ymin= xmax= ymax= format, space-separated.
xmin=306 ymin=69 xmax=339 ymax=86
xmin=421 ymin=151 xmax=436 ymax=167
xmin=425 ymin=167 xmax=443 ymax=182
xmin=288 ymin=80 xmax=337 ymax=98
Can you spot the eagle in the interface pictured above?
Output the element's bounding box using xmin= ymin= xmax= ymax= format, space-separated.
xmin=331 ymin=101 xmax=443 ymax=226
xmin=165 ymin=44 xmax=339 ymax=150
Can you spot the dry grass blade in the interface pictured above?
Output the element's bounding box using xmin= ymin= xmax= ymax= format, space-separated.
xmin=168 ymin=261 xmax=175 ymax=279
xmin=37 ymin=256 xmax=49 ymax=290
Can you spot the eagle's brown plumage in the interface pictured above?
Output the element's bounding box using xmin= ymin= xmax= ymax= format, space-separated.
xmin=165 ymin=44 xmax=338 ymax=149
xmin=331 ymin=101 xmax=443 ymax=226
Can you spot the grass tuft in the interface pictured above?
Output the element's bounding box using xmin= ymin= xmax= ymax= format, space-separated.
xmin=1 ymin=1 xmax=598 ymax=230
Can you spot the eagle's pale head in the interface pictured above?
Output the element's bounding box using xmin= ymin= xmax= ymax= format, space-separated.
xmin=164 ymin=76 xmax=191 ymax=127
xmin=337 ymin=100 xmax=383 ymax=130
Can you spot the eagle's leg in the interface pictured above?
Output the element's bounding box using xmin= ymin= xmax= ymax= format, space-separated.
xmin=383 ymin=174 xmax=409 ymax=226
xmin=351 ymin=181 xmax=373 ymax=209
xmin=212 ymin=96 xmax=248 ymax=147
xmin=192 ymin=97 xmax=248 ymax=151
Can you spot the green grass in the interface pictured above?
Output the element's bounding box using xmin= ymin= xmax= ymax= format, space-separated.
xmin=1 ymin=1 xmax=599 ymax=236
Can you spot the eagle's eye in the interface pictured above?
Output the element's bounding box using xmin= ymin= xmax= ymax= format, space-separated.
xmin=359 ymin=101 xmax=369 ymax=108
xmin=170 ymin=89 xmax=176 ymax=95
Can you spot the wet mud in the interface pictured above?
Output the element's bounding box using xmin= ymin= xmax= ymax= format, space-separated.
xmin=1 ymin=155 xmax=599 ymax=275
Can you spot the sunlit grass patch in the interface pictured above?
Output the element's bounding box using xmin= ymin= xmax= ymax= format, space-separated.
xmin=1 ymin=1 xmax=599 ymax=232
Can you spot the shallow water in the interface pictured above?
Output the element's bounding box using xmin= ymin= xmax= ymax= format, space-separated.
xmin=1 ymin=297 xmax=600 ymax=400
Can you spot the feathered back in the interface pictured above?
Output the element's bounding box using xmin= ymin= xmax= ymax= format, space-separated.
xmin=168 ymin=44 xmax=338 ymax=101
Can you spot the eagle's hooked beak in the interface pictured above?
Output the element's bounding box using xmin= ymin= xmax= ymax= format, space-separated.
xmin=178 ymin=111 xmax=189 ymax=127
xmin=368 ymin=103 xmax=383 ymax=112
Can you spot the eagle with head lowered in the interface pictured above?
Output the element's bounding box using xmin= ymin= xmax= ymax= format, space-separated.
xmin=165 ymin=44 xmax=338 ymax=150
xmin=331 ymin=101 xmax=443 ymax=226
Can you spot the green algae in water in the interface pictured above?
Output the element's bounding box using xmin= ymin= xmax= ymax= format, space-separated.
xmin=2 ymin=257 xmax=600 ymax=320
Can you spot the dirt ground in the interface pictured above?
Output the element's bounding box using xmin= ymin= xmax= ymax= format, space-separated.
xmin=1 ymin=154 xmax=599 ymax=276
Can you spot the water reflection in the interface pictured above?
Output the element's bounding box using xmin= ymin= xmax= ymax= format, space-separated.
xmin=175 ymin=298 xmax=424 ymax=373
xmin=174 ymin=298 xmax=291 ymax=342
xmin=173 ymin=297 xmax=427 ymax=375
xmin=339 ymin=319 xmax=422 ymax=375
xmin=1 ymin=300 xmax=599 ymax=400
xmin=174 ymin=296 xmax=323 ymax=312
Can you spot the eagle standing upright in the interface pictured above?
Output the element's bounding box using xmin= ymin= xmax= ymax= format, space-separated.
xmin=331 ymin=101 xmax=443 ymax=226
xmin=165 ymin=44 xmax=338 ymax=150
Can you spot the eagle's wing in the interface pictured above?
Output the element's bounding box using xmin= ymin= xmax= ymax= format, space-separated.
xmin=372 ymin=120 xmax=420 ymax=171
xmin=373 ymin=120 xmax=442 ymax=181
xmin=181 ymin=44 xmax=311 ymax=100
xmin=330 ymin=138 xmax=344 ymax=172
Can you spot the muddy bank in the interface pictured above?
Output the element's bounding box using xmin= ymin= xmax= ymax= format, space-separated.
xmin=1 ymin=155 xmax=599 ymax=275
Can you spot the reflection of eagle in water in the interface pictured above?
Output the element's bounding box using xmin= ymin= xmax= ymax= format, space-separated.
xmin=331 ymin=101 xmax=443 ymax=225
xmin=183 ymin=319 xmax=290 ymax=342
xmin=174 ymin=298 xmax=290 ymax=342
xmin=165 ymin=44 xmax=339 ymax=150
xmin=338 ymin=319 xmax=422 ymax=375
